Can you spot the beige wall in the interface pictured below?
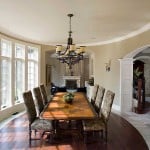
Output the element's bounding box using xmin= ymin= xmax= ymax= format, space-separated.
xmin=40 ymin=45 xmax=55 ymax=84
xmin=87 ymin=30 xmax=150 ymax=107
xmin=40 ymin=45 xmax=55 ymax=95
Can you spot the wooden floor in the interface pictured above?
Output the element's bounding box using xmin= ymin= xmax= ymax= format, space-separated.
xmin=0 ymin=113 xmax=149 ymax=150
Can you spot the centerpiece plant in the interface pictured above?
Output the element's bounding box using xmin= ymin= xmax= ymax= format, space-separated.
xmin=63 ymin=92 xmax=74 ymax=104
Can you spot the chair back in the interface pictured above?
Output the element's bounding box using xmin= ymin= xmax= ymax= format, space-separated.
xmin=40 ymin=84 xmax=48 ymax=105
xmin=100 ymin=90 xmax=115 ymax=122
xmin=33 ymin=87 xmax=44 ymax=114
xmin=91 ymin=84 xmax=99 ymax=104
xmin=22 ymin=91 xmax=37 ymax=124
xmin=94 ymin=86 xmax=105 ymax=113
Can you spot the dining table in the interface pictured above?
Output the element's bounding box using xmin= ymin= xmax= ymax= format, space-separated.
xmin=40 ymin=92 xmax=97 ymax=140
xmin=40 ymin=92 xmax=97 ymax=121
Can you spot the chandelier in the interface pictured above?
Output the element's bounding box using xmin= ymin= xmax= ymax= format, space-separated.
xmin=56 ymin=14 xmax=86 ymax=70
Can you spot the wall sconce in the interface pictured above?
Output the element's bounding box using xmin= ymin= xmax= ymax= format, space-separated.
xmin=105 ymin=60 xmax=111 ymax=72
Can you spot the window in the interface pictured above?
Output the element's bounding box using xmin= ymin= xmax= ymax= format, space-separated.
xmin=28 ymin=46 xmax=38 ymax=61
xmin=15 ymin=43 xmax=25 ymax=59
xmin=27 ymin=46 xmax=39 ymax=90
xmin=0 ymin=37 xmax=40 ymax=110
xmin=14 ymin=44 xmax=25 ymax=104
xmin=1 ymin=39 xmax=11 ymax=57
xmin=0 ymin=39 xmax=12 ymax=109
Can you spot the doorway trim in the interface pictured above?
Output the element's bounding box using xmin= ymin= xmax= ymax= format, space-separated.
xmin=119 ymin=45 xmax=150 ymax=113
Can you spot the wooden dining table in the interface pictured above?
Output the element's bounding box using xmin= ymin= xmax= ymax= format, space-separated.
xmin=40 ymin=92 xmax=97 ymax=121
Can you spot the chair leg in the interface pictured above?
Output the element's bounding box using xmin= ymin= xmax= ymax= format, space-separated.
xmin=105 ymin=126 xmax=107 ymax=143
xmin=29 ymin=126 xmax=32 ymax=146
xmin=101 ymin=130 xmax=103 ymax=139
xmin=49 ymin=131 xmax=55 ymax=143
xmin=83 ymin=132 xmax=87 ymax=143
xmin=68 ymin=120 xmax=72 ymax=128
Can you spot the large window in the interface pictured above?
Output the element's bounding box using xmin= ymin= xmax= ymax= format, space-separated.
xmin=0 ymin=39 xmax=12 ymax=109
xmin=14 ymin=44 xmax=25 ymax=104
xmin=27 ymin=46 xmax=39 ymax=90
xmin=0 ymin=38 xmax=40 ymax=110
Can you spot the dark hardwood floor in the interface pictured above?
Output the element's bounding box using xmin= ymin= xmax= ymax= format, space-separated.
xmin=0 ymin=113 xmax=149 ymax=150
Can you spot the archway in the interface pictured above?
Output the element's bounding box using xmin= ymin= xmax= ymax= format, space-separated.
xmin=119 ymin=45 xmax=150 ymax=113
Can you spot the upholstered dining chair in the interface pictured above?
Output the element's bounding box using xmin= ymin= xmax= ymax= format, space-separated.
xmin=33 ymin=87 xmax=45 ymax=115
xmin=23 ymin=90 xmax=54 ymax=146
xmin=91 ymin=84 xmax=99 ymax=105
xmin=94 ymin=86 xmax=105 ymax=114
xmin=40 ymin=84 xmax=49 ymax=105
xmin=82 ymin=90 xmax=115 ymax=143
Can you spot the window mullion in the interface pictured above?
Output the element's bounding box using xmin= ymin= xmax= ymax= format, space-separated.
xmin=25 ymin=45 xmax=28 ymax=91
xmin=11 ymin=43 xmax=15 ymax=106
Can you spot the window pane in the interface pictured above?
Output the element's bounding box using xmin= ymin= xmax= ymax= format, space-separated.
xmin=0 ymin=59 xmax=11 ymax=109
xmin=1 ymin=39 xmax=12 ymax=57
xmin=15 ymin=44 xmax=25 ymax=59
xmin=28 ymin=46 xmax=38 ymax=61
xmin=28 ymin=61 xmax=38 ymax=90
xmin=15 ymin=60 xmax=25 ymax=104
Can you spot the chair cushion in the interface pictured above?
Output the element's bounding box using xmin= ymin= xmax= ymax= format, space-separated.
xmin=31 ymin=118 xmax=54 ymax=131
xmin=82 ymin=118 xmax=105 ymax=131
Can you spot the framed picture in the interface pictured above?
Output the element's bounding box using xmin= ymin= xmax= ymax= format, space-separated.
xmin=46 ymin=64 xmax=51 ymax=86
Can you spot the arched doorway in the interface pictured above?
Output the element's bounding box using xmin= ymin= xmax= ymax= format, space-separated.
xmin=119 ymin=45 xmax=150 ymax=113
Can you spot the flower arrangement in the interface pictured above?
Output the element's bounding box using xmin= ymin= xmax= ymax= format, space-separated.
xmin=63 ymin=92 xmax=74 ymax=104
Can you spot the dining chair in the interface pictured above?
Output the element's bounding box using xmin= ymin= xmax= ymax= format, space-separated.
xmin=94 ymin=86 xmax=105 ymax=114
xmin=82 ymin=90 xmax=115 ymax=143
xmin=91 ymin=84 xmax=99 ymax=105
xmin=23 ymin=90 xmax=54 ymax=146
xmin=40 ymin=84 xmax=49 ymax=105
xmin=33 ymin=87 xmax=45 ymax=115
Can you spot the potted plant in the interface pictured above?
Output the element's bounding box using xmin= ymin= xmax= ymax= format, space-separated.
xmin=63 ymin=92 xmax=74 ymax=104
xmin=133 ymin=67 xmax=143 ymax=80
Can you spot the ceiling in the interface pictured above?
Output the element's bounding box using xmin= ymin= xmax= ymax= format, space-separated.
xmin=0 ymin=0 xmax=150 ymax=46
